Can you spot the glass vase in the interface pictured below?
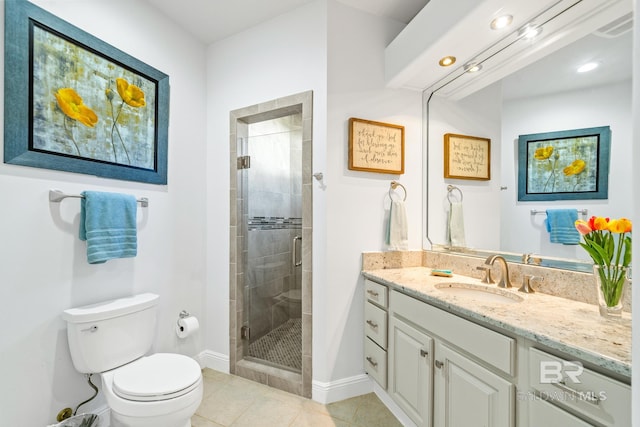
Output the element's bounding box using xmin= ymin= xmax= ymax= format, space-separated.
xmin=593 ymin=264 xmax=627 ymax=319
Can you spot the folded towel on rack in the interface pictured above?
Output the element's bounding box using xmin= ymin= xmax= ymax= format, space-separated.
xmin=448 ymin=201 xmax=466 ymax=247
xmin=79 ymin=191 xmax=138 ymax=264
xmin=386 ymin=199 xmax=408 ymax=250
xmin=545 ymin=209 xmax=580 ymax=245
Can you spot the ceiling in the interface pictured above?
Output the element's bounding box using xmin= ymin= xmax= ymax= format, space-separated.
xmin=143 ymin=0 xmax=430 ymax=45
xmin=502 ymin=29 xmax=633 ymax=100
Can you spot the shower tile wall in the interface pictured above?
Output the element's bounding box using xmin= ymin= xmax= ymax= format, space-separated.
xmin=247 ymin=115 xmax=302 ymax=342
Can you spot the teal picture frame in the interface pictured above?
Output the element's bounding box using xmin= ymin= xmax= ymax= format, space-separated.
xmin=517 ymin=126 xmax=611 ymax=201
xmin=4 ymin=0 xmax=169 ymax=184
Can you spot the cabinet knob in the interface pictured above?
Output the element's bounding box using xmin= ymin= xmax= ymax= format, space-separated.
xmin=420 ymin=349 xmax=429 ymax=358
xmin=366 ymin=356 xmax=378 ymax=367
xmin=435 ymin=360 xmax=444 ymax=369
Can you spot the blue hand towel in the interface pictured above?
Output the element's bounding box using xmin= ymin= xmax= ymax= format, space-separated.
xmin=545 ymin=209 xmax=580 ymax=245
xmin=80 ymin=191 xmax=138 ymax=264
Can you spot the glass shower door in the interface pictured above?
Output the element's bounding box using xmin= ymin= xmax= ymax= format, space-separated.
xmin=241 ymin=113 xmax=303 ymax=372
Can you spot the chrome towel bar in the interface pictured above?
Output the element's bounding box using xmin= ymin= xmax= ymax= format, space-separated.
xmin=530 ymin=209 xmax=587 ymax=216
xmin=49 ymin=189 xmax=149 ymax=207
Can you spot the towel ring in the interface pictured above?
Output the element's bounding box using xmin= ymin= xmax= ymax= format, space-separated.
xmin=389 ymin=181 xmax=407 ymax=201
xmin=447 ymin=185 xmax=463 ymax=204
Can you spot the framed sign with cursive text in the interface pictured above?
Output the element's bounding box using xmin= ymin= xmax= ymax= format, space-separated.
xmin=348 ymin=117 xmax=404 ymax=174
xmin=444 ymin=133 xmax=490 ymax=180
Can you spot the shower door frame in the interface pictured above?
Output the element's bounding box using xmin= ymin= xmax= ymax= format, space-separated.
xmin=229 ymin=91 xmax=313 ymax=398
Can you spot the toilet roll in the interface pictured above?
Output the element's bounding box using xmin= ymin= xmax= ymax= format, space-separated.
xmin=176 ymin=316 xmax=199 ymax=338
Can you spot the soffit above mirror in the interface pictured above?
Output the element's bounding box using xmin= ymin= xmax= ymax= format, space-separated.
xmin=385 ymin=0 xmax=632 ymax=95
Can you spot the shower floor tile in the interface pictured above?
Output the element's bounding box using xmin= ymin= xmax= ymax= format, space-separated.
xmin=248 ymin=318 xmax=301 ymax=371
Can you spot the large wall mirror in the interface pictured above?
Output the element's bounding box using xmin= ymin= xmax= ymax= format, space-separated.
xmin=424 ymin=1 xmax=633 ymax=272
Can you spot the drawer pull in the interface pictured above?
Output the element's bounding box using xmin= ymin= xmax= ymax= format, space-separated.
xmin=435 ymin=360 xmax=444 ymax=369
xmin=366 ymin=289 xmax=379 ymax=297
xmin=366 ymin=319 xmax=378 ymax=328
xmin=366 ymin=356 xmax=378 ymax=367
xmin=420 ymin=349 xmax=429 ymax=358
xmin=552 ymin=379 xmax=600 ymax=406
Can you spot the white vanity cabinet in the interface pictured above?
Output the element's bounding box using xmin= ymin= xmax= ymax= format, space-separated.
xmin=389 ymin=289 xmax=515 ymax=427
xmin=362 ymin=272 xmax=631 ymax=426
xmin=364 ymin=279 xmax=388 ymax=388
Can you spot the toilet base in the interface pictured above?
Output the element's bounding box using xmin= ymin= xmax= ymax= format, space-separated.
xmin=111 ymin=409 xmax=194 ymax=427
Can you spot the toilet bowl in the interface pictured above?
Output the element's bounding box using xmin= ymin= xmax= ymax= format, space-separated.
xmin=102 ymin=353 xmax=203 ymax=427
xmin=62 ymin=293 xmax=203 ymax=427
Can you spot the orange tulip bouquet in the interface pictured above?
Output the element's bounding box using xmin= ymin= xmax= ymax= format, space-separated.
xmin=575 ymin=216 xmax=632 ymax=315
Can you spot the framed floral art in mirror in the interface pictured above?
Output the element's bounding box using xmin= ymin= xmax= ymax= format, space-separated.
xmin=4 ymin=0 xmax=169 ymax=184
xmin=517 ymin=126 xmax=611 ymax=201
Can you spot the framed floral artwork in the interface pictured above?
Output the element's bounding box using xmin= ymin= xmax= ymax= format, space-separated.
xmin=517 ymin=126 xmax=611 ymax=201
xmin=4 ymin=0 xmax=169 ymax=184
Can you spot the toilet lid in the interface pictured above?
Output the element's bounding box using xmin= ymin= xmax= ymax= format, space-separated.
xmin=113 ymin=353 xmax=201 ymax=401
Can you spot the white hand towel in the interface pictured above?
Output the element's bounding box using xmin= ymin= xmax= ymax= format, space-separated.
xmin=387 ymin=199 xmax=408 ymax=250
xmin=448 ymin=201 xmax=466 ymax=247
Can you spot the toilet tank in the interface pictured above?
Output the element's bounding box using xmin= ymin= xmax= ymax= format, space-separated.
xmin=62 ymin=293 xmax=159 ymax=373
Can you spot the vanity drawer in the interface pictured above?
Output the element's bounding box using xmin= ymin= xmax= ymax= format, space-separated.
xmin=528 ymin=347 xmax=630 ymax=427
xmin=390 ymin=290 xmax=515 ymax=375
xmin=364 ymin=337 xmax=387 ymax=388
xmin=529 ymin=398 xmax=592 ymax=427
xmin=365 ymin=279 xmax=388 ymax=308
xmin=365 ymin=301 xmax=388 ymax=349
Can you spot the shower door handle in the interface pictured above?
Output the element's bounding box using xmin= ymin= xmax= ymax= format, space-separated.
xmin=292 ymin=235 xmax=302 ymax=267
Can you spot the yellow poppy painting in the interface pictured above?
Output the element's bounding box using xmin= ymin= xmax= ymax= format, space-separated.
xmin=32 ymin=26 xmax=157 ymax=169
xmin=517 ymin=126 xmax=611 ymax=201
xmin=5 ymin=0 xmax=169 ymax=184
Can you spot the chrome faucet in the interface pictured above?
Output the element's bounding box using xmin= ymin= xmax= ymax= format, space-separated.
xmin=484 ymin=255 xmax=513 ymax=288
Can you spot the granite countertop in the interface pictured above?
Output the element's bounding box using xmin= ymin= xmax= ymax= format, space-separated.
xmin=362 ymin=266 xmax=631 ymax=380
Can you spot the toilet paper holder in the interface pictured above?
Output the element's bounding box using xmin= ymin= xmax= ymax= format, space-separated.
xmin=177 ymin=310 xmax=191 ymax=325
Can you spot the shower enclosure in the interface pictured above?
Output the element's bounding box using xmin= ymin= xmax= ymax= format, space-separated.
xmin=229 ymin=91 xmax=312 ymax=397
xmin=242 ymin=113 xmax=302 ymax=371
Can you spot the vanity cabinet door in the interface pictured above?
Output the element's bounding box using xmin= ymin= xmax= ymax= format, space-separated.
xmin=389 ymin=316 xmax=433 ymax=427
xmin=434 ymin=342 xmax=514 ymax=427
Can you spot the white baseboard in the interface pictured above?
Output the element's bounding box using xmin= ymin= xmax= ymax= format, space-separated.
xmin=312 ymin=374 xmax=373 ymax=404
xmin=197 ymin=349 xmax=230 ymax=373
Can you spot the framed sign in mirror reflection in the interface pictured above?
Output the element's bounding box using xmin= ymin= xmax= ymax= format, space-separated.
xmin=444 ymin=133 xmax=490 ymax=180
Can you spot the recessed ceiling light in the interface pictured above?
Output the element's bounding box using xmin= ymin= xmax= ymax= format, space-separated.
xmin=439 ymin=56 xmax=456 ymax=67
xmin=519 ymin=24 xmax=542 ymax=39
xmin=577 ymin=62 xmax=599 ymax=73
xmin=464 ymin=63 xmax=483 ymax=73
xmin=490 ymin=15 xmax=513 ymax=30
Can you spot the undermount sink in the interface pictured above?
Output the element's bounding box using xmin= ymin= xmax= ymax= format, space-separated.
xmin=434 ymin=282 xmax=523 ymax=304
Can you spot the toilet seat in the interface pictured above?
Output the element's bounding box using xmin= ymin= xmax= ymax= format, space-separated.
xmin=112 ymin=353 xmax=201 ymax=402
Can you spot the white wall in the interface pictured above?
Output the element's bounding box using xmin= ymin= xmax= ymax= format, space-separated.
xmin=204 ymin=0 xmax=327 ymax=364
xmin=0 ymin=1 xmax=207 ymax=425
xmin=427 ymin=83 xmax=503 ymax=250
xmin=205 ymin=0 xmax=424 ymax=399
xmin=501 ymin=80 xmax=632 ymax=260
xmin=323 ymin=0 xmax=422 ymax=388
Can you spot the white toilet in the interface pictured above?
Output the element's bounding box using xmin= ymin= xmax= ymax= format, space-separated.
xmin=62 ymin=293 xmax=203 ymax=427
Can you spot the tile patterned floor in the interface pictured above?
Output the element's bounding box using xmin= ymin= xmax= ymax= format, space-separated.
xmin=192 ymin=369 xmax=402 ymax=427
